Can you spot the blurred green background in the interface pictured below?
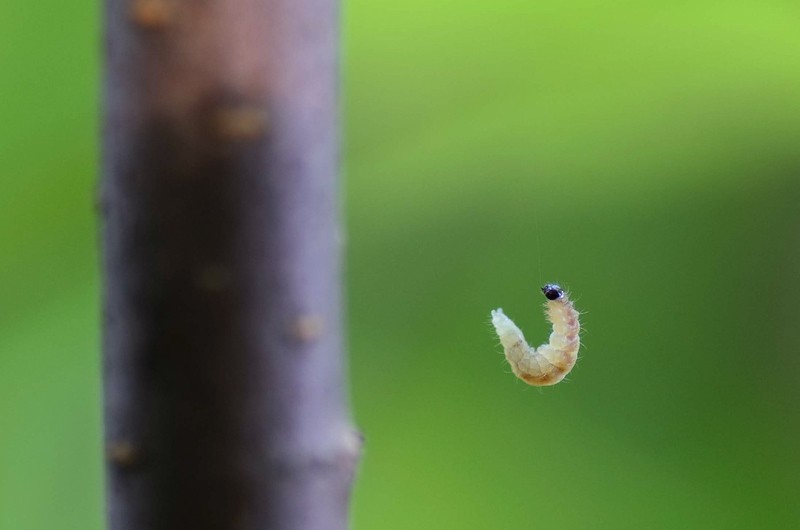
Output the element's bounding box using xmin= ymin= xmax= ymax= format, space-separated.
xmin=2 ymin=1 xmax=800 ymax=528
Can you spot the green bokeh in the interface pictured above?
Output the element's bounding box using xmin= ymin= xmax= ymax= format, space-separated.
xmin=2 ymin=1 xmax=799 ymax=528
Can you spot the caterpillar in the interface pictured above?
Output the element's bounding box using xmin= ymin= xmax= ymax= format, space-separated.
xmin=491 ymin=284 xmax=581 ymax=386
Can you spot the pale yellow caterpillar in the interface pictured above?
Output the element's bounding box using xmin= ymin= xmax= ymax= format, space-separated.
xmin=491 ymin=284 xmax=580 ymax=386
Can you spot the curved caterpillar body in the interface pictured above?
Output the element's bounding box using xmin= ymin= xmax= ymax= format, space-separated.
xmin=491 ymin=284 xmax=580 ymax=386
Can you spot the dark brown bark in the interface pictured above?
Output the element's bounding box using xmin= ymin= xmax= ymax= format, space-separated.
xmin=100 ymin=0 xmax=359 ymax=528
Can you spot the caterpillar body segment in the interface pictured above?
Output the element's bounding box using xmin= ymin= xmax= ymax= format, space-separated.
xmin=491 ymin=284 xmax=581 ymax=386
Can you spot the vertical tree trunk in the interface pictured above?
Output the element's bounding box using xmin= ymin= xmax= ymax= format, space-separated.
xmin=101 ymin=0 xmax=359 ymax=529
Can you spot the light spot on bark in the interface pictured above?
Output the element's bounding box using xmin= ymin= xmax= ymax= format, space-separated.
xmin=215 ymin=106 xmax=268 ymax=141
xmin=342 ymin=428 xmax=364 ymax=454
xmin=335 ymin=426 xmax=364 ymax=473
xmin=129 ymin=0 xmax=173 ymax=29
xmin=108 ymin=441 xmax=141 ymax=470
xmin=290 ymin=315 xmax=324 ymax=343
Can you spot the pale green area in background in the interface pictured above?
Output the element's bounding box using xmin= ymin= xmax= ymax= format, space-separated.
xmin=2 ymin=1 xmax=800 ymax=528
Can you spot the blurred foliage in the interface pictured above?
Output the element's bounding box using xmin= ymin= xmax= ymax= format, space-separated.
xmin=2 ymin=0 xmax=800 ymax=528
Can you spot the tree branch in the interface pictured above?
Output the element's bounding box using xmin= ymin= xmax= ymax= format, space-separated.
xmin=101 ymin=0 xmax=359 ymax=528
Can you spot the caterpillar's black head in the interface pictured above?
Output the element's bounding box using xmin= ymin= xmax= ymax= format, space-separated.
xmin=541 ymin=284 xmax=564 ymax=301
